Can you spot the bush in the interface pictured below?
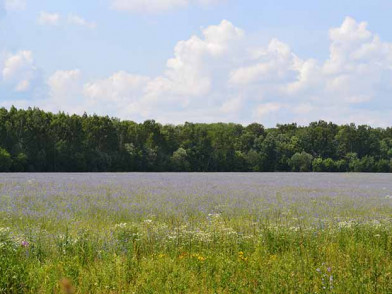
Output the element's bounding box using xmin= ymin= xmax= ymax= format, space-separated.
xmin=376 ymin=159 xmax=390 ymax=173
xmin=323 ymin=158 xmax=337 ymax=172
xmin=312 ymin=158 xmax=323 ymax=172
xmin=335 ymin=159 xmax=348 ymax=172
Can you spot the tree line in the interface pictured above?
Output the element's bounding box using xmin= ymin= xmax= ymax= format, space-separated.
xmin=0 ymin=107 xmax=392 ymax=172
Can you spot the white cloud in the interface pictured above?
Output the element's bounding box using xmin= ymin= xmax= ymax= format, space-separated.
xmin=37 ymin=12 xmax=96 ymax=29
xmin=143 ymin=20 xmax=243 ymax=105
xmin=4 ymin=0 xmax=26 ymax=11
xmin=68 ymin=14 xmax=97 ymax=29
xmin=9 ymin=17 xmax=392 ymax=127
xmin=45 ymin=70 xmax=85 ymax=112
xmin=83 ymin=72 xmax=150 ymax=116
xmin=229 ymin=39 xmax=299 ymax=85
xmin=110 ymin=0 xmax=224 ymax=13
xmin=1 ymin=50 xmax=36 ymax=92
xmin=38 ymin=11 xmax=60 ymax=26
xmin=255 ymin=102 xmax=283 ymax=118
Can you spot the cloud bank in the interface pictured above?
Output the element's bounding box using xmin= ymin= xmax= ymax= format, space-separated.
xmin=4 ymin=17 xmax=392 ymax=126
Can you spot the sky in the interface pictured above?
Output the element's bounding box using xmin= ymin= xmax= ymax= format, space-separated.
xmin=1 ymin=0 xmax=392 ymax=127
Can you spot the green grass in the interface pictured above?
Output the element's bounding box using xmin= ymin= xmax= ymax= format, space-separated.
xmin=2 ymin=215 xmax=392 ymax=293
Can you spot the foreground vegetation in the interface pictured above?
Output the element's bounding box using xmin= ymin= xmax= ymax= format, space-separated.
xmin=2 ymin=217 xmax=392 ymax=293
xmin=1 ymin=107 xmax=392 ymax=172
xmin=1 ymin=173 xmax=392 ymax=293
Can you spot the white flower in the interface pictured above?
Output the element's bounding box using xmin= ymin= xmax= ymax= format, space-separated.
xmin=338 ymin=221 xmax=355 ymax=229
xmin=114 ymin=223 xmax=127 ymax=229
xmin=289 ymin=226 xmax=300 ymax=232
xmin=0 ymin=227 xmax=10 ymax=233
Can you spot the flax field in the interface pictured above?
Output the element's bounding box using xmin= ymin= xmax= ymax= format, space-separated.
xmin=1 ymin=173 xmax=392 ymax=293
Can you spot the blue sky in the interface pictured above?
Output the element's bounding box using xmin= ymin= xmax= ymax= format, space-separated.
xmin=1 ymin=0 xmax=392 ymax=126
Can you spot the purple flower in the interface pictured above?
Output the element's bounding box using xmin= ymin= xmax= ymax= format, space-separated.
xmin=327 ymin=267 xmax=332 ymax=272
xmin=21 ymin=241 xmax=29 ymax=247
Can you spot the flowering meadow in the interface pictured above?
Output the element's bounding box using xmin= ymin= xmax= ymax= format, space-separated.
xmin=1 ymin=173 xmax=392 ymax=293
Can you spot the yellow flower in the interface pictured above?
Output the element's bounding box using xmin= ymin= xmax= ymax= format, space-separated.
xmin=198 ymin=256 xmax=206 ymax=261
xmin=238 ymin=251 xmax=248 ymax=261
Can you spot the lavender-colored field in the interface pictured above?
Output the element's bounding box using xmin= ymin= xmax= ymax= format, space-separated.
xmin=1 ymin=173 xmax=392 ymax=231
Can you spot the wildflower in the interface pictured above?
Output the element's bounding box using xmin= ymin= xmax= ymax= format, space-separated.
xmin=238 ymin=251 xmax=248 ymax=261
xmin=114 ymin=223 xmax=127 ymax=229
xmin=21 ymin=241 xmax=29 ymax=247
xmin=0 ymin=227 xmax=10 ymax=233
xmin=198 ymin=256 xmax=206 ymax=262
xmin=289 ymin=226 xmax=300 ymax=232
xmin=338 ymin=221 xmax=354 ymax=229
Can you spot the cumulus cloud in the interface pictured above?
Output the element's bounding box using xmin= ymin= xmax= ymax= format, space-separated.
xmin=20 ymin=17 xmax=392 ymax=126
xmin=110 ymin=0 xmax=224 ymax=13
xmin=1 ymin=50 xmax=36 ymax=92
xmin=47 ymin=70 xmax=82 ymax=106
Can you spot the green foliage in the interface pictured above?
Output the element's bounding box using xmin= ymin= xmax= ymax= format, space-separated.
xmin=0 ymin=148 xmax=12 ymax=172
xmin=289 ymin=152 xmax=313 ymax=172
xmin=171 ymin=148 xmax=190 ymax=171
xmin=11 ymin=153 xmax=28 ymax=172
xmin=2 ymin=204 xmax=392 ymax=292
xmin=0 ymin=107 xmax=392 ymax=172
xmin=313 ymin=157 xmax=340 ymax=172
xmin=0 ymin=230 xmax=29 ymax=293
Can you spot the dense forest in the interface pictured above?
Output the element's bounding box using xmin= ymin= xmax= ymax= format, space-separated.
xmin=0 ymin=107 xmax=392 ymax=172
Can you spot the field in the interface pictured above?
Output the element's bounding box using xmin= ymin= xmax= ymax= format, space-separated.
xmin=1 ymin=173 xmax=392 ymax=293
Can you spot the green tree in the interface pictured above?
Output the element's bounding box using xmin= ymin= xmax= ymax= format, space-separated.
xmin=0 ymin=148 xmax=12 ymax=172
xmin=289 ymin=152 xmax=313 ymax=172
xmin=171 ymin=148 xmax=190 ymax=171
